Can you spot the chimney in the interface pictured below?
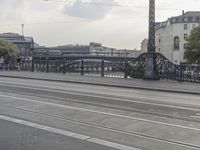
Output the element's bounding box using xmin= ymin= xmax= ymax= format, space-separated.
xmin=182 ymin=10 xmax=185 ymax=16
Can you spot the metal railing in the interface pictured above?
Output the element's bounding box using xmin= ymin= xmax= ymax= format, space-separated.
xmin=3 ymin=53 xmax=200 ymax=83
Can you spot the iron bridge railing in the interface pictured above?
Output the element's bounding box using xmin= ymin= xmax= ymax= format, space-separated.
xmin=5 ymin=53 xmax=200 ymax=83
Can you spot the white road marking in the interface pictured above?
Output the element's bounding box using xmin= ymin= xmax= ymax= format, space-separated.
xmin=0 ymin=115 xmax=141 ymax=150
xmin=191 ymin=116 xmax=200 ymax=119
xmin=0 ymin=94 xmax=200 ymax=132
xmin=0 ymin=115 xmax=89 ymax=140
xmin=0 ymin=83 xmax=199 ymax=112
xmin=88 ymin=138 xmax=140 ymax=150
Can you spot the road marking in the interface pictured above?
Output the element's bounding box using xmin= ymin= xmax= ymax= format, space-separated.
xmin=88 ymin=138 xmax=140 ymax=150
xmin=0 ymin=94 xmax=200 ymax=132
xmin=0 ymin=83 xmax=199 ymax=112
xmin=191 ymin=116 xmax=200 ymax=119
xmin=0 ymin=115 xmax=89 ymax=140
xmin=0 ymin=115 xmax=141 ymax=150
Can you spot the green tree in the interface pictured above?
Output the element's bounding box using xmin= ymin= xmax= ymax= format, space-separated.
xmin=0 ymin=39 xmax=18 ymax=57
xmin=184 ymin=25 xmax=200 ymax=64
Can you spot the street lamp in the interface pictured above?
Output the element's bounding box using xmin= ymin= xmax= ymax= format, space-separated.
xmin=143 ymin=0 xmax=157 ymax=80
xmin=147 ymin=0 xmax=155 ymax=53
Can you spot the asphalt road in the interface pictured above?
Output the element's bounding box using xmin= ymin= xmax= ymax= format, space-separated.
xmin=0 ymin=77 xmax=200 ymax=150
xmin=0 ymin=119 xmax=117 ymax=150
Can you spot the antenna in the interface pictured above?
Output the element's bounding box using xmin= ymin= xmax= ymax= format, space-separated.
xmin=22 ymin=24 xmax=24 ymax=36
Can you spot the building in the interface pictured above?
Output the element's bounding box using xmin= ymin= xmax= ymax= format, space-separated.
xmin=89 ymin=42 xmax=117 ymax=56
xmin=117 ymin=49 xmax=141 ymax=57
xmin=34 ymin=42 xmax=140 ymax=58
xmin=155 ymin=11 xmax=200 ymax=64
xmin=0 ymin=33 xmax=34 ymax=59
xmin=141 ymin=39 xmax=148 ymax=53
xmin=34 ymin=44 xmax=90 ymax=56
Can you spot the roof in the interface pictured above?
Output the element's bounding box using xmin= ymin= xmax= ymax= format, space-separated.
xmin=0 ymin=33 xmax=33 ymax=44
xmin=169 ymin=11 xmax=200 ymax=23
xmin=155 ymin=11 xmax=200 ymax=30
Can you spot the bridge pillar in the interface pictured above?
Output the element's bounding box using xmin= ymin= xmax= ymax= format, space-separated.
xmin=143 ymin=0 xmax=158 ymax=80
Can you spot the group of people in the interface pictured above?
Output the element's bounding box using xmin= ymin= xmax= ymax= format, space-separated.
xmin=0 ymin=56 xmax=22 ymax=71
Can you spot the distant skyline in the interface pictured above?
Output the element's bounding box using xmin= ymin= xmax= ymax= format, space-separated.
xmin=0 ymin=0 xmax=200 ymax=49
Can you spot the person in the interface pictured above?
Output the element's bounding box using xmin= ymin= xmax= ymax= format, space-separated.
xmin=0 ymin=56 xmax=4 ymax=71
xmin=16 ymin=56 xmax=21 ymax=71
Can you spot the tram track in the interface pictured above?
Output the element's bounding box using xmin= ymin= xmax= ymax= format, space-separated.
xmin=0 ymin=104 xmax=200 ymax=150
xmin=0 ymin=85 xmax=200 ymax=124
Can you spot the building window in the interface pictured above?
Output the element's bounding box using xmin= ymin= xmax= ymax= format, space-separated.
xmin=184 ymin=17 xmax=188 ymax=22
xmin=189 ymin=16 xmax=193 ymax=22
xmin=174 ymin=36 xmax=180 ymax=50
xmin=184 ymin=24 xmax=188 ymax=30
xmin=197 ymin=17 xmax=200 ymax=22
xmin=184 ymin=34 xmax=188 ymax=40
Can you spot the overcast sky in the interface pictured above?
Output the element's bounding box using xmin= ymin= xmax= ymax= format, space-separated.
xmin=0 ymin=0 xmax=200 ymax=49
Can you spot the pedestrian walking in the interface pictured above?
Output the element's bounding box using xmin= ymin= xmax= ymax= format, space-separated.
xmin=16 ymin=56 xmax=21 ymax=71
xmin=0 ymin=56 xmax=4 ymax=71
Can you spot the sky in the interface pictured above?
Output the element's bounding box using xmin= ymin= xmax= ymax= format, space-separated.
xmin=0 ymin=0 xmax=200 ymax=49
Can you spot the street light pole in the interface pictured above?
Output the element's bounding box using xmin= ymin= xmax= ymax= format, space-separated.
xmin=143 ymin=0 xmax=157 ymax=80
xmin=148 ymin=0 xmax=155 ymax=53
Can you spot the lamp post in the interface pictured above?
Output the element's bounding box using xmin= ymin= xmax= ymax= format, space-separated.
xmin=143 ymin=0 xmax=157 ymax=80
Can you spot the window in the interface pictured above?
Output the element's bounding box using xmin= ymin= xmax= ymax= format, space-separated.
xmin=197 ymin=17 xmax=200 ymax=22
xmin=184 ymin=17 xmax=188 ymax=22
xmin=184 ymin=34 xmax=188 ymax=40
xmin=189 ymin=16 xmax=193 ymax=22
xmin=184 ymin=24 xmax=188 ymax=30
xmin=174 ymin=36 xmax=180 ymax=50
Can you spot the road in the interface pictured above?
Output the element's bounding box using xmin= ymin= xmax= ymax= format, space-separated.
xmin=0 ymin=77 xmax=200 ymax=150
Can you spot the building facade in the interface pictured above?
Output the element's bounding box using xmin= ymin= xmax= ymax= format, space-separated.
xmin=141 ymin=39 xmax=148 ymax=53
xmin=89 ymin=42 xmax=117 ymax=56
xmin=117 ymin=49 xmax=141 ymax=58
xmin=34 ymin=42 xmax=140 ymax=58
xmin=34 ymin=44 xmax=90 ymax=56
xmin=155 ymin=11 xmax=200 ymax=64
xmin=0 ymin=33 xmax=34 ymax=59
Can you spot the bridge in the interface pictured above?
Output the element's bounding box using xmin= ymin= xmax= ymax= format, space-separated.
xmin=0 ymin=0 xmax=200 ymax=150
xmin=14 ymin=52 xmax=199 ymax=82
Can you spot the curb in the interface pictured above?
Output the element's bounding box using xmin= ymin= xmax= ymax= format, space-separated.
xmin=0 ymin=74 xmax=199 ymax=95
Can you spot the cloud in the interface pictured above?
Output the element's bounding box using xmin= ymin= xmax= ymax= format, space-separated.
xmin=63 ymin=0 xmax=117 ymax=20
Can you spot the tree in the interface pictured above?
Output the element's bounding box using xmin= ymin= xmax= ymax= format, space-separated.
xmin=184 ymin=25 xmax=200 ymax=64
xmin=0 ymin=39 xmax=18 ymax=57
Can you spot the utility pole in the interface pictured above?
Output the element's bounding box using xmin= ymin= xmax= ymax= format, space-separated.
xmin=143 ymin=0 xmax=157 ymax=80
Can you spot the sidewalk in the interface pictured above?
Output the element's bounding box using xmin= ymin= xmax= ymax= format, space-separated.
xmin=0 ymin=71 xmax=199 ymax=95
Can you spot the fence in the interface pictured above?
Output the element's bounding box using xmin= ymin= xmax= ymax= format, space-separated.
xmin=3 ymin=53 xmax=200 ymax=83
